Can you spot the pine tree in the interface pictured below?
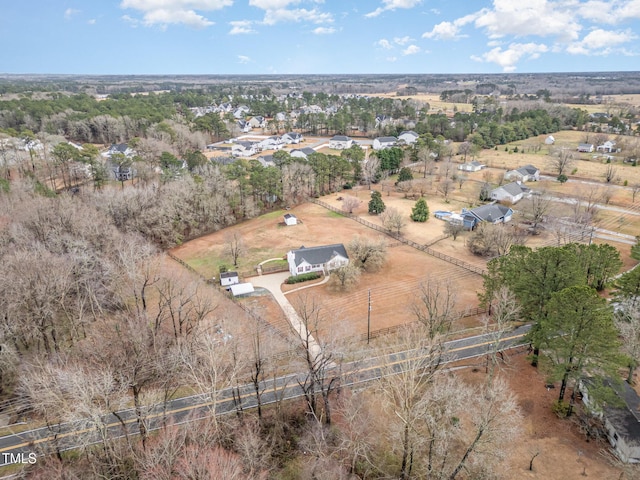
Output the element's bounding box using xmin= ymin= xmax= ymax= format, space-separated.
xmin=411 ymin=197 xmax=429 ymax=222
xmin=368 ymin=190 xmax=386 ymax=214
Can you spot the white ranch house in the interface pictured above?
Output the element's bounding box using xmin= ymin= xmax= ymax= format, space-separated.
xmin=287 ymin=244 xmax=349 ymax=276
xmin=490 ymin=181 xmax=527 ymax=204
xmin=458 ymin=160 xmax=485 ymax=172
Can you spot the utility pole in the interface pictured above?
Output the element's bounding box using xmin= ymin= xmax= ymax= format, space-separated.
xmin=367 ymin=289 xmax=371 ymax=344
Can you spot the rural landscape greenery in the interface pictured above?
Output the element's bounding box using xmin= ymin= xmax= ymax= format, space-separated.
xmin=1 ymin=73 xmax=640 ymax=479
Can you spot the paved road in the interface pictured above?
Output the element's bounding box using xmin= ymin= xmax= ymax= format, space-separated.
xmin=0 ymin=325 xmax=531 ymax=467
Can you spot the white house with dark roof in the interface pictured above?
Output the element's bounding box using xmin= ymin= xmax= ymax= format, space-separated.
xmin=373 ymin=136 xmax=397 ymax=150
xmin=282 ymin=132 xmax=304 ymax=144
xmin=103 ymin=143 xmax=135 ymax=159
xmin=458 ymin=160 xmax=486 ymax=172
xmin=461 ymin=204 xmax=514 ymax=229
xmin=578 ymin=143 xmax=595 ymax=153
xmin=290 ymin=147 xmax=316 ymax=160
xmin=490 ymin=181 xmax=527 ymax=204
xmin=597 ymin=140 xmax=617 ymax=153
xmin=504 ymin=164 xmax=540 ymax=182
xmin=398 ymin=131 xmax=419 ymax=145
xmin=237 ymin=120 xmax=252 ymax=133
xmin=232 ymin=141 xmax=259 ymax=157
xmin=329 ymin=135 xmax=353 ymax=150
xmin=258 ymin=136 xmax=284 ymax=151
xmin=248 ymin=116 xmax=267 ymax=129
xmin=287 ymin=244 xmax=349 ymax=276
xmin=582 ymin=379 xmax=640 ymax=463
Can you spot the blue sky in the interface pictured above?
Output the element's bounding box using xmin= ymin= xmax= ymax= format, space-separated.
xmin=1 ymin=0 xmax=639 ymax=75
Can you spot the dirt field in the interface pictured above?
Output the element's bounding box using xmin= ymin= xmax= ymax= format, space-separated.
xmin=171 ymin=199 xmax=486 ymax=336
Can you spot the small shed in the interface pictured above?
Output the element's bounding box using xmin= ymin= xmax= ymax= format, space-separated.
xmin=220 ymin=271 xmax=239 ymax=287
xmin=284 ymin=213 xmax=298 ymax=226
xmin=230 ymin=283 xmax=255 ymax=297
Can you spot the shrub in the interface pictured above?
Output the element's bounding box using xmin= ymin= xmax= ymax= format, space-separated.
xmin=552 ymin=400 xmax=571 ymax=418
xmin=285 ymin=272 xmax=321 ymax=284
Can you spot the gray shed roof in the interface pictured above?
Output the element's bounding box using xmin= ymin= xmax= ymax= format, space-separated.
xmin=290 ymin=244 xmax=348 ymax=267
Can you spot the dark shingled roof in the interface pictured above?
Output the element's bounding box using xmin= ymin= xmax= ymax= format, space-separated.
xmin=467 ymin=204 xmax=512 ymax=222
xmin=290 ymin=244 xmax=348 ymax=267
xmin=220 ymin=271 xmax=238 ymax=279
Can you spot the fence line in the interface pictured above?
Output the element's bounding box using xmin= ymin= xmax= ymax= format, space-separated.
xmin=312 ymin=199 xmax=486 ymax=276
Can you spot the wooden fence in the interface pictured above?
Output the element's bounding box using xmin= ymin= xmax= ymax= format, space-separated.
xmin=311 ymin=199 xmax=486 ymax=276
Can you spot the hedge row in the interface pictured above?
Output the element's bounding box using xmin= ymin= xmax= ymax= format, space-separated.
xmin=285 ymin=272 xmax=322 ymax=284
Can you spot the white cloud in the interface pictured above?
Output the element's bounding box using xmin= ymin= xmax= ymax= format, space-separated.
xmin=472 ymin=42 xmax=548 ymax=72
xmin=229 ymin=20 xmax=256 ymax=34
xmin=122 ymin=14 xmax=140 ymax=27
xmin=386 ymin=56 xmax=398 ymax=62
xmin=375 ymin=38 xmax=393 ymax=49
xmin=262 ymin=7 xmax=332 ymax=25
xmin=64 ymin=8 xmax=79 ymax=20
xmin=365 ymin=0 xmax=422 ymax=18
xmin=474 ymin=0 xmax=581 ymax=43
xmin=238 ymin=55 xmax=252 ymax=64
xmin=313 ymin=26 xmax=335 ymax=34
xmin=120 ymin=0 xmax=232 ymax=28
xmin=422 ymin=12 xmax=477 ymax=40
xmin=567 ymin=28 xmax=637 ymax=54
xmin=402 ymin=44 xmax=421 ymax=55
xmin=249 ymin=0 xmax=300 ymax=8
xmin=88 ymin=19 xmax=97 ymax=25
xmin=250 ymin=0 xmax=333 ymax=26
xmin=394 ymin=36 xmax=411 ymax=45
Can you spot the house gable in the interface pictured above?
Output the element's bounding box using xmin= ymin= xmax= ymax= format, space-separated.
xmin=287 ymin=244 xmax=349 ymax=276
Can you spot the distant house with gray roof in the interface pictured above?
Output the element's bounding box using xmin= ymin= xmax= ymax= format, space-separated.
xmin=504 ymin=164 xmax=540 ymax=182
xmin=461 ymin=204 xmax=514 ymax=229
xmin=287 ymin=244 xmax=349 ymax=276
xmin=458 ymin=160 xmax=485 ymax=172
xmin=398 ymin=131 xmax=419 ymax=145
xmin=490 ymin=181 xmax=528 ymax=204
xmin=290 ymin=147 xmax=316 ymax=160
xmin=373 ymin=136 xmax=397 ymax=150
xmin=329 ymin=135 xmax=353 ymax=150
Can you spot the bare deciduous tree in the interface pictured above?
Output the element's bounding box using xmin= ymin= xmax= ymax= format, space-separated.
xmin=520 ymin=193 xmax=552 ymax=234
xmin=341 ymin=195 xmax=360 ymax=214
xmin=331 ymin=264 xmax=361 ymax=290
xmin=549 ymin=147 xmax=575 ymax=176
xmin=411 ymin=277 xmax=461 ymax=340
xmin=437 ymin=178 xmax=454 ymax=202
xmin=467 ymin=223 xmax=526 ymax=257
xmin=224 ymin=231 xmax=246 ymax=268
xmin=380 ymin=207 xmax=406 ymax=236
xmin=347 ymin=235 xmax=387 ymax=272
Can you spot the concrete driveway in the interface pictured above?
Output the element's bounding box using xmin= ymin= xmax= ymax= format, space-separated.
xmin=248 ymin=272 xmax=323 ymax=359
